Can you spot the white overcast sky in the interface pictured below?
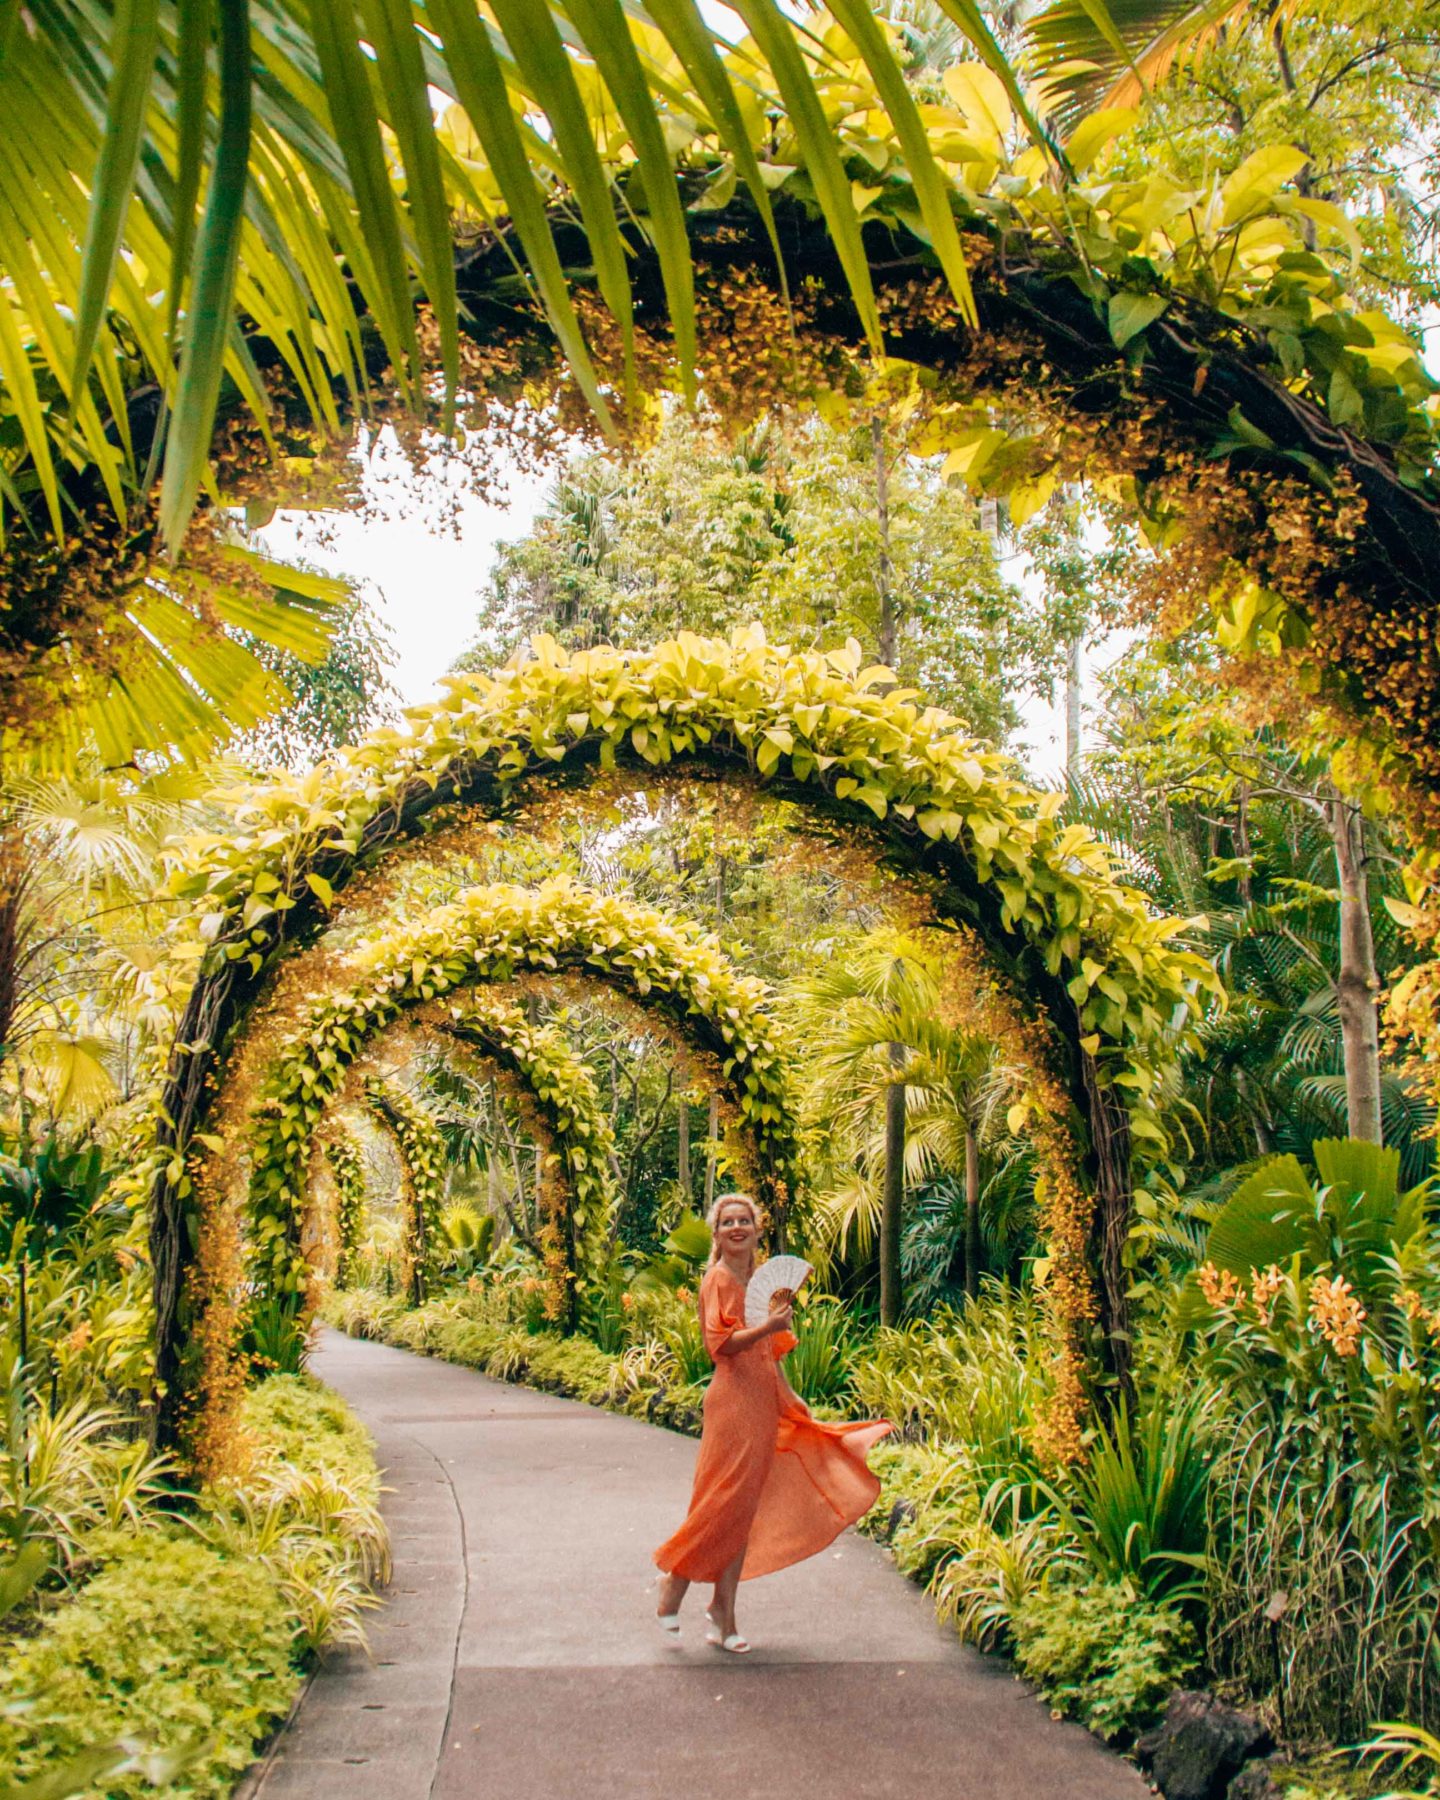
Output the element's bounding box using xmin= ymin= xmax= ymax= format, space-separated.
xmin=258 ymin=428 xmax=1082 ymax=785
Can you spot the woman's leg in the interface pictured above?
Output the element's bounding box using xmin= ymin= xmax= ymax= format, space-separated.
xmin=656 ymin=1570 xmax=689 ymax=1618
xmin=707 ymin=1542 xmax=747 ymax=1638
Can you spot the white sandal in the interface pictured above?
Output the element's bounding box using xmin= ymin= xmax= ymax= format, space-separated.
xmin=705 ymin=1614 xmax=751 ymax=1654
xmin=656 ymin=1611 xmax=683 ymax=1642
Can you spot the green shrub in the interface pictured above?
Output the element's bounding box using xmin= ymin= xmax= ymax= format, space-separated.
xmin=784 ymin=1298 xmax=854 ymax=1405
xmin=0 ymin=1530 xmax=297 ymax=1798
xmin=522 ymin=1335 xmax=616 ymax=1405
xmin=850 ymin=1284 xmax=1049 ymax=1486
xmin=241 ymin=1373 xmax=377 ymax=1487
xmin=858 ymin=1441 xmax=979 ymax=1581
xmin=1010 ymin=1578 xmax=1199 ymax=1742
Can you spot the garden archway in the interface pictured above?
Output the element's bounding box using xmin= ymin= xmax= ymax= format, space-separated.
xmin=359 ymin=1079 xmax=447 ymax=1309
xmin=260 ymin=987 xmax=623 ymax=1329
xmin=149 ymin=634 xmax=1213 ymax=1452
xmin=219 ymin=880 xmax=801 ymax=1439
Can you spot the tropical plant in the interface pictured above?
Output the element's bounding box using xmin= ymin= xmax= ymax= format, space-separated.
xmin=1033 ymin=1388 xmax=1215 ymax=1604
xmin=1191 ymin=1140 xmax=1440 ymax=1735
xmin=786 ymin=931 xmax=1024 ymax=1319
xmin=783 ymin=1299 xmax=857 ymax=1406
xmin=1202 ymin=1138 xmax=1432 ymax=1306
xmin=440 ymin=1202 xmax=495 ymax=1278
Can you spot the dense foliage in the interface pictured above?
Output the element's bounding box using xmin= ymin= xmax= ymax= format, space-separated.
xmin=10 ymin=1 xmax=1440 ymax=1789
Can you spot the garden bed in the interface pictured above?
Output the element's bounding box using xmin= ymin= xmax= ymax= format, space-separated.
xmin=0 ymin=1375 xmax=387 ymax=1800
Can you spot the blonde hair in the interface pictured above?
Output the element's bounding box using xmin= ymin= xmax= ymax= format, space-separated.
xmin=706 ymin=1191 xmax=766 ymax=1274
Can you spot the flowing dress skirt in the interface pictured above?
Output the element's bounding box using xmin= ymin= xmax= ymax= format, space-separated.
xmin=653 ymin=1264 xmax=892 ymax=1584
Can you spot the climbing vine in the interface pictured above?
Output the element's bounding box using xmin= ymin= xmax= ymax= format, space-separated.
xmin=324 ymin=1131 xmax=367 ymax=1291
xmin=361 ymin=1081 xmax=446 ymax=1308
xmin=146 ymin=632 xmax=1215 ymax=1450
xmin=442 ymin=993 xmax=619 ymax=1321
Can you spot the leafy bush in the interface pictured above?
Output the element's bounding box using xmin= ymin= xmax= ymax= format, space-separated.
xmin=930 ymin=1487 xmax=1078 ymax=1650
xmin=0 ymin=1345 xmax=179 ymax=1570
xmin=858 ymin=1441 xmax=981 ymax=1582
xmin=850 ymin=1282 xmax=1049 ymax=1485
xmin=0 ymin=1372 xmax=385 ymax=1796
xmin=1010 ymin=1578 xmax=1199 ymax=1742
xmin=784 ymin=1298 xmax=854 ymax=1404
xmin=0 ymin=1529 xmax=297 ymax=1798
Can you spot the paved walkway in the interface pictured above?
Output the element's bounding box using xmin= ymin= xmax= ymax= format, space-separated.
xmin=244 ymin=1327 xmax=1149 ymax=1800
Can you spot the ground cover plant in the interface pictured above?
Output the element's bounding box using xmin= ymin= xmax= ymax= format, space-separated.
xmin=0 ymin=1363 xmax=386 ymax=1798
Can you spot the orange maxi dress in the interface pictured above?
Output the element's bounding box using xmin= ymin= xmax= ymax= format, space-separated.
xmin=653 ymin=1264 xmax=893 ymax=1584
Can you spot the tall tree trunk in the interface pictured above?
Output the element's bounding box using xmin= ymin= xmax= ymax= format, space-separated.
xmin=1065 ymin=634 xmax=1082 ymax=780
xmin=703 ymin=1093 xmax=720 ymax=1210
xmin=872 ymin=414 xmax=896 ymax=666
xmin=0 ymin=829 xmax=27 ymax=1059
xmin=1329 ymin=789 xmax=1383 ymax=1142
xmin=677 ymin=1090 xmax=691 ymax=1200
xmin=963 ymin=1121 xmax=981 ymax=1300
xmin=880 ymin=1043 xmax=905 ymax=1327
xmin=1080 ymin=1045 xmax=1134 ymax=1398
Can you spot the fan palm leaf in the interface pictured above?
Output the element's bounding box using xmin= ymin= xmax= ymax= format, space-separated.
xmin=1023 ymin=0 xmax=1267 ymax=124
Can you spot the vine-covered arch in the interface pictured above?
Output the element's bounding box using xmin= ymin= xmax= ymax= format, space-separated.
xmin=360 ymin=1079 xmax=447 ymax=1308
xmin=323 ymin=1129 xmax=367 ymax=1291
xmin=287 ymin=991 xmax=621 ymax=1325
xmin=236 ymin=881 xmax=798 ymax=1344
xmin=148 ymin=633 xmax=1212 ymax=1449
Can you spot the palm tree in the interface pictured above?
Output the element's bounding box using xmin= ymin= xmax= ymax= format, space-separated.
xmin=785 ymin=931 xmax=1022 ymax=1319
xmin=0 ymin=768 xmax=203 ymax=1119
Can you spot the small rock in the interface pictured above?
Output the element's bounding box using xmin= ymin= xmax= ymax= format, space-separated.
xmin=1135 ymin=1691 xmax=1272 ymax=1800
xmin=1227 ymin=1764 xmax=1284 ymax=1800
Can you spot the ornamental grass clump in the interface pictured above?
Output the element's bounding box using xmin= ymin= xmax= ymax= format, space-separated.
xmin=850 ymin=1280 xmax=1050 ymax=1485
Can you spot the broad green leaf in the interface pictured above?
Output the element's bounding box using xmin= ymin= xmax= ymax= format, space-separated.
xmin=1311 ymin=1137 xmax=1400 ymax=1213
xmin=1108 ymin=288 xmax=1167 ymax=348
xmin=71 ymin=0 xmax=161 ymax=403
xmin=1220 ymin=144 xmax=1309 ymax=226
xmin=1063 ymin=105 xmax=1137 ymax=172
xmin=159 ymin=0 xmax=252 ymax=550
xmin=929 ymin=0 xmax=1054 ymax=151
xmin=1204 ymin=1154 xmax=1315 ymax=1277
xmin=827 ymin=0 xmax=975 ymax=325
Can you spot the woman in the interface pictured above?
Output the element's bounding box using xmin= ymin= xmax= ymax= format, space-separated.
xmin=652 ymin=1192 xmax=892 ymax=1653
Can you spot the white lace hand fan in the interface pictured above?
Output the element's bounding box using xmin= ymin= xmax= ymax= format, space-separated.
xmin=744 ymin=1255 xmax=813 ymax=1327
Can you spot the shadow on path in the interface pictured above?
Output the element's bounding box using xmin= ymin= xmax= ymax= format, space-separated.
xmin=242 ymin=1327 xmax=1149 ymax=1800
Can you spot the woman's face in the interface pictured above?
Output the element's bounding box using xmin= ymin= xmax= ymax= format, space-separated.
xmin=715 ymin=1204 xmax=758 ymax=1258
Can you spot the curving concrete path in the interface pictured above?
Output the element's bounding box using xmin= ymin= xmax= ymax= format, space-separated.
xmin=242 ymin=1327 xmax=1149 ymax=1800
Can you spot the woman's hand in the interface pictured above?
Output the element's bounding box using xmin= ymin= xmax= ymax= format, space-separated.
xmin=764 ymin=1298 xmax=794 ymax=1334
